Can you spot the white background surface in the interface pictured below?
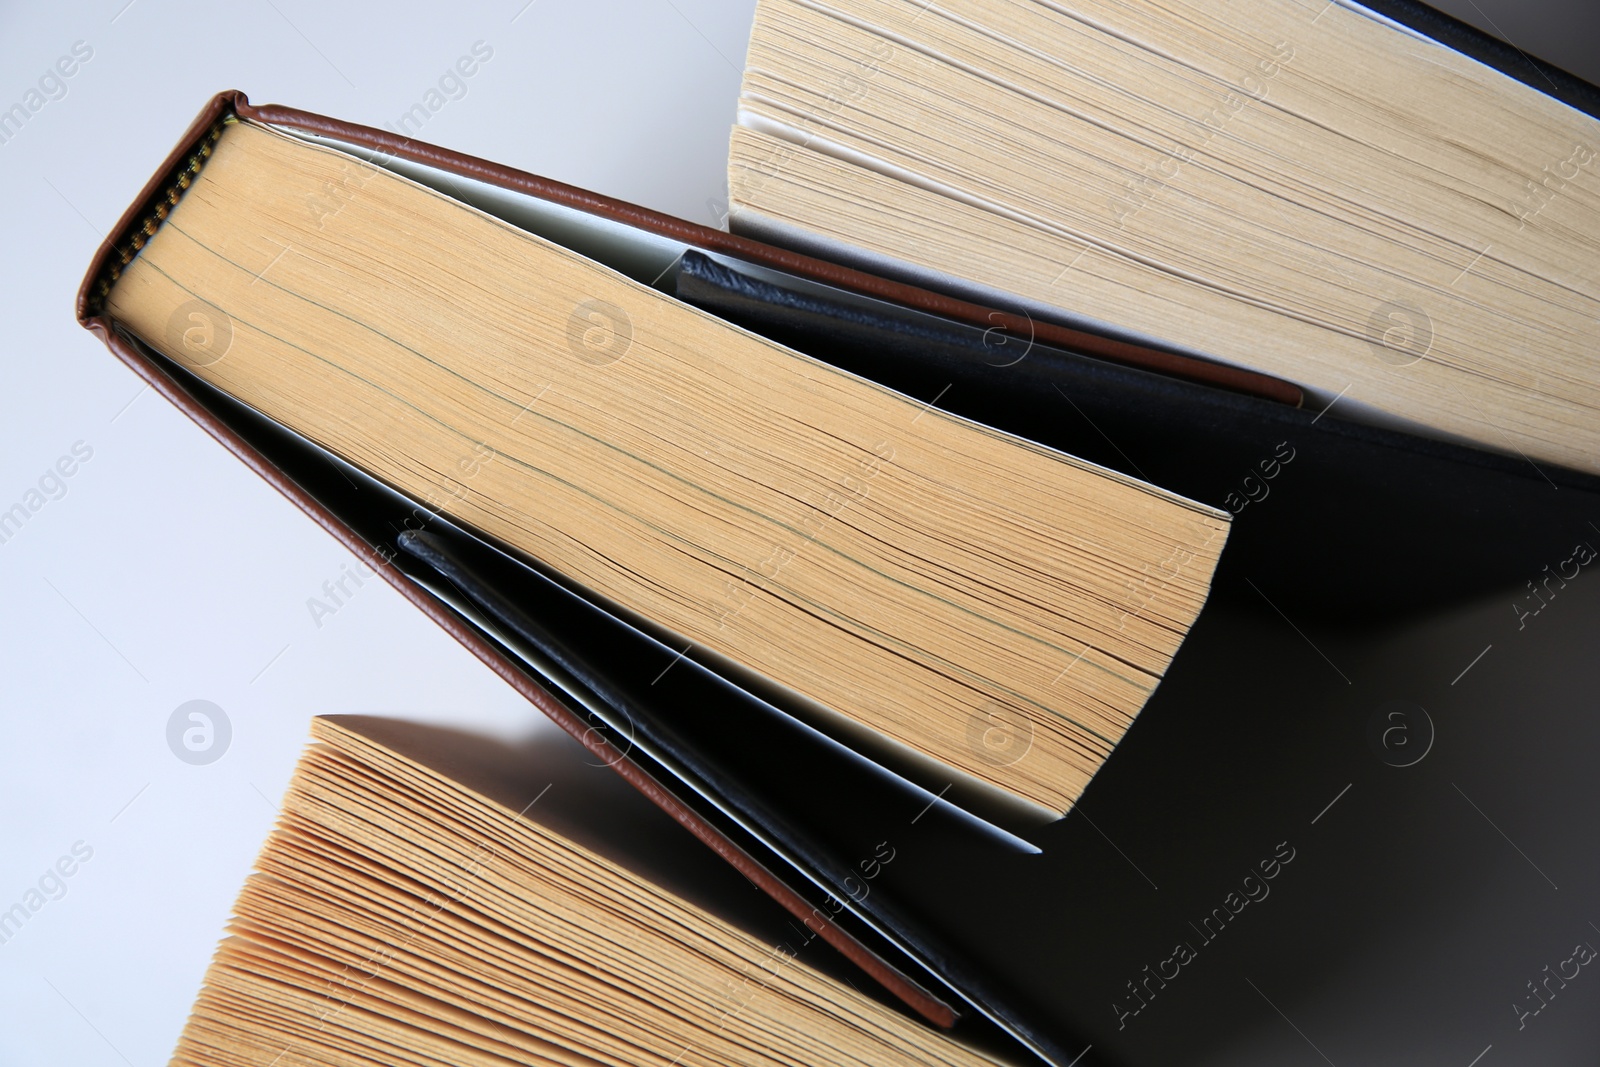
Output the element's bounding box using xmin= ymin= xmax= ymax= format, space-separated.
xmin=0 ymin=2 xmax=756 ymax=1063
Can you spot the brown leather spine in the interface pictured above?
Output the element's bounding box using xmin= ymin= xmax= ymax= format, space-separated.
xmin=76 ymin=90 xmax=957 ymax=1030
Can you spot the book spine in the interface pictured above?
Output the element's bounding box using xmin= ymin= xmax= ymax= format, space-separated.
xmin=84 ymin=117 xmax=229 ymax=317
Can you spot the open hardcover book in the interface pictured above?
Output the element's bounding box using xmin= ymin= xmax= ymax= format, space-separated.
xmin=78 ymin=3 xmax=1600 ymax=1061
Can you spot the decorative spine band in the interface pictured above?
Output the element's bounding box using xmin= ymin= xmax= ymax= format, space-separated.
xmin=88 ymin=116 xmax=231 ymax=314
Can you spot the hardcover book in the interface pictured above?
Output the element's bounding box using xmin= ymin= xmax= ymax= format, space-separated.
xmin=77 ymin=2 xmax=1600 ymax=1052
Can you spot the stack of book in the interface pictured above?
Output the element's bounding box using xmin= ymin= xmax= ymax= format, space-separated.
xmin=77 ymin=0 xmax=1600 ymax=1063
